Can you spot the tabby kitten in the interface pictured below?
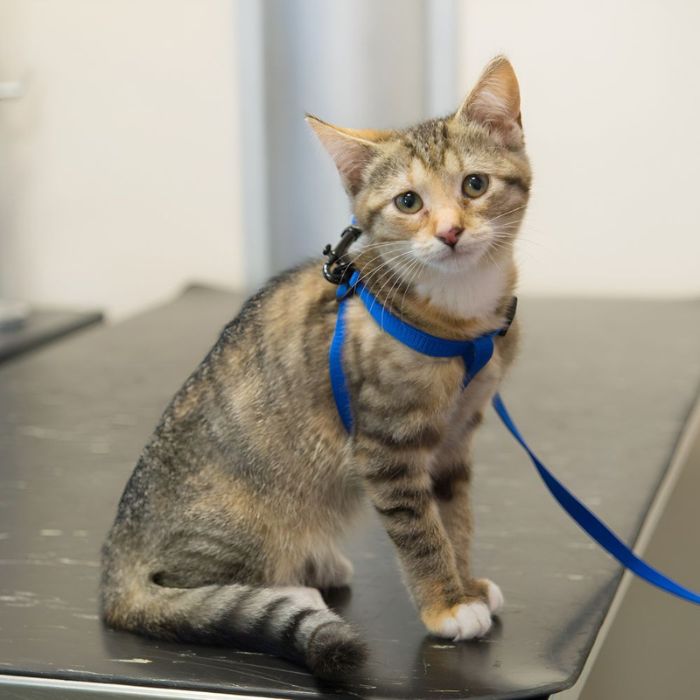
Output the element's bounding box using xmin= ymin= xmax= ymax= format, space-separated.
xmin=100 ymin=57 xmax=531 ymax=678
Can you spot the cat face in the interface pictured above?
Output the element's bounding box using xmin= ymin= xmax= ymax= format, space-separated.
xmin=308 ymin=57 xmax=531 ymax=276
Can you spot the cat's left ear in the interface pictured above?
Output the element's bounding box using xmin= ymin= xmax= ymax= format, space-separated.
xmin=455 ymin=56 xmax=523 ymax=148
xmin=306 ymin=115 xmax=390 ymax=195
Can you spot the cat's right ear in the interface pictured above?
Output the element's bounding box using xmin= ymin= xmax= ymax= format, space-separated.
xmin=455 ymin=56 xmax=523 ymax=148
xmin=306 ymin=115 xmax=388 ymax=195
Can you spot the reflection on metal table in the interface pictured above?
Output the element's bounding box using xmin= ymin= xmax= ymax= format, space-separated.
xmin=1 ymin=285 xmax=698 ymax=699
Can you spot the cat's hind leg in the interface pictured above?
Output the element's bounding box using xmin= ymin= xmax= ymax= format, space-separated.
xmin=304 ymin=542 xmax=354 ymax=589
xmin=100 ymin=558 xmax=365 ymax=678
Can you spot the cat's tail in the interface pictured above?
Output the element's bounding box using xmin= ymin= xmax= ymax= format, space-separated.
xmin=99 ymin=561 xmax=366 ymax=679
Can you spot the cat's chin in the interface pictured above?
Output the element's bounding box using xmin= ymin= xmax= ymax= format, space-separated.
xmin=421 ymin=242 xmax=489 ymax=275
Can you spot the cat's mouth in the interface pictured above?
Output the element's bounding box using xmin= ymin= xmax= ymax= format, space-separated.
xmin=428 ymin=239 xmax=488 ymax=268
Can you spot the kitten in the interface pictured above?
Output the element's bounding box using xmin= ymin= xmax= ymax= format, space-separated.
xmin=100 ymin=57 xmax=530 ymax=678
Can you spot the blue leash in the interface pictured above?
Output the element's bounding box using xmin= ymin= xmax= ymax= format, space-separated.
xmin=329 ymin=269 xmax=700 ymax=605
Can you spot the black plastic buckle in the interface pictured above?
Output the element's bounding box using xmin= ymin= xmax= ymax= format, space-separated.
xmin=322 ymin=225 xmax=362 ymax=285
xmin=498 ymin=296 xmax=518 ymax=336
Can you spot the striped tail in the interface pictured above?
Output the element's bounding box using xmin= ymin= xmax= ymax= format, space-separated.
xmin=100 ymin=566 xmax=366 ymax=678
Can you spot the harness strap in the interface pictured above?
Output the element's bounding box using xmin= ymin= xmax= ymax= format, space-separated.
xmin=329 ymin=297 xmax=354 ymax=433
xmin=492 ymin=394 xmax=700 ymax=604
xmin=332 ymin=270 xmax=500 ymax=434
xmin=328 ymin=270 xmax=700 ymax=605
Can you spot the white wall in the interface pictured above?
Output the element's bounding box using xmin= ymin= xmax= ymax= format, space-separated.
xmin=0 ymin=0 xmax=244 ymax=319
xmin=2 ymin=0 xmax=697 ymax=320
xmin=459 ymin=0 xmax=700 ymax=297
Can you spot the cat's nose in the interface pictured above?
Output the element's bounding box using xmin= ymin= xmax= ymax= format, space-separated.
xmin=435 ymin=227 xmax=464 ymax=248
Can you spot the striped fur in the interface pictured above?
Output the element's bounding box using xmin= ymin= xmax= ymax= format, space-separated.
xmin=101 ymin=57 xmax=530 ymax=675
xmin=101 ymin=558 xmax=362 ymax=677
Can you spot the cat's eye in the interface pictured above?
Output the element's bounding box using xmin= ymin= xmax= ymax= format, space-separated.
xmin=394 ymin=191 xmax=423 ymax=214
xmin=462 ymin=174 xmax=489 ymax=198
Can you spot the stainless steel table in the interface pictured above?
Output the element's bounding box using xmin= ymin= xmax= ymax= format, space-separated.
xmin=0 ymin=306 xmax=103 ymax=363
xmin=1 ymin=286 xmax=698 ymax=699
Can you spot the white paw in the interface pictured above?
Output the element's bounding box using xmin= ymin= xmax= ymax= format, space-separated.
xmin=431 ymin=601 xmax=492 ymax=641
xmin=481 ymin=578 xmax=504 ymax=613
xmin=276 ymin=586 xmax=327 ymax=610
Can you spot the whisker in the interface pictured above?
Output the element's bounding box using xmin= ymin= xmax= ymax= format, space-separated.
xmin=381 ymin=256 xmax=419 ymax=328
xmin=353 ymin=241 xmax=405 ymax=254
xmin=485 ymin=248 xmax=506 ymax=275
xmin=398 ymin=257 xmax=424 ymax=320
xmin=359 ymin=249 xmax=415 ymax=289
xmin=360 ymin=252 xmax=418 ymax=316
xmin=369 ymin=262 xmax=408 ymax=323
xmin=368 ymin=251 xmax=417 ymax=310
xmin=350 ymin=246 xmax=410 ymax=282
xmin=482 ymin=204 xmax=529 ymax=226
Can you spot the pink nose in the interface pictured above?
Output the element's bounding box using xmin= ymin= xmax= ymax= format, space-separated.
xmin=435 ymin=226 xmax=464 ymax=248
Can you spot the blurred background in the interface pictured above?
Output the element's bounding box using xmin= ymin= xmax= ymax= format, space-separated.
xmin=1 ymin=0 xmax=699 ymax=321
xmin=1 ymin=2 xmax=699 ymax=696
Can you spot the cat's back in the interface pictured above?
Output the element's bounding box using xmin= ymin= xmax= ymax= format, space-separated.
xmin=108 ymin=260 xmax=342 ymax=527
xmin=163 ymin=258 xmax=336 ymax=420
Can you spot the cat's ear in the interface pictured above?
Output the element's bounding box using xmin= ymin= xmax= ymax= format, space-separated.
xmin=306 ymin=115 xmax=389 ymax=195
xmin=455 ymin=56 xmax=523 ymax=147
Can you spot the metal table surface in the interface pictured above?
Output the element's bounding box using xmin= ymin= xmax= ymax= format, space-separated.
xmin=0 ymin=307 xmax=103 ymax=364
xmin=0 ymin=286 xmax=698 ymax=699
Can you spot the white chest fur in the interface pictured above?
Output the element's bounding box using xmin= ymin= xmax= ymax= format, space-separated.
xmin=414 ymin=263 xmax=507 ymax=321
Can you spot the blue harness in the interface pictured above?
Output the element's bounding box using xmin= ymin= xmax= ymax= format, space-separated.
xmin=327 ymin=256 xmax=700 ymax=606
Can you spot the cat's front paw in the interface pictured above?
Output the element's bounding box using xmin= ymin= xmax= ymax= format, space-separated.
xmin=463 ymin=577 xmax=505 ymax=613
xmin=421 ymin=600 xmax=492 ymax=641
xmin=478 ymin=578 xmax=504 ymax=613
